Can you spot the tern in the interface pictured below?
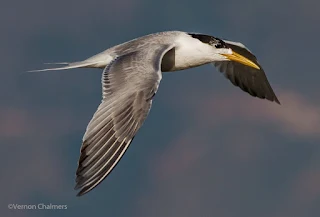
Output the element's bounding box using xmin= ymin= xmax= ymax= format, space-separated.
xmin=30 ymin=31 xmax=280 ymax=196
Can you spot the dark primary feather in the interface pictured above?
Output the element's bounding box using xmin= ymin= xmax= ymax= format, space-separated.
xmin=214 ymin=41 xmax=280 ymax=104
xmin=74 ymin=44 xmax=174 ymax=196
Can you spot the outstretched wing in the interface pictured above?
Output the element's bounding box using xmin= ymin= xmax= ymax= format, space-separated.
xmin=213 ymin=40 xmax=280 ymax=104
xmin=75 ymin=44 xmax=174 ymax=196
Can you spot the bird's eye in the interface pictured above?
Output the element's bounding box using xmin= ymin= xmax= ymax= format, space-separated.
xmin=215 ymin=40 xmax=225 ymax=48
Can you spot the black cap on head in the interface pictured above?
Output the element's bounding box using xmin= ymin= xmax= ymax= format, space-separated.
xmin=188 ymin=33 xmax=227 ymax=49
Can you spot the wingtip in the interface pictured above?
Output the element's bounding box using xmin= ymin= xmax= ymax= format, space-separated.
xmin=75 ymin=187 xmax=91 ymax=197
xmin=273 ymin=94 xmax=281 ymax=105
xmin=75 ymin=185 xmax=85 ymax=197
xmin=74 ymin=177 xmax=90 ymax=196
xmin=76 ymin=192 xmax=83 ymax=197
xmin=266 ymin=95 xmax=280 ymax=105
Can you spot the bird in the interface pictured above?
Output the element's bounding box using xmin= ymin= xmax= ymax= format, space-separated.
xmin=30 ymin=31 xmax=280 ymax=196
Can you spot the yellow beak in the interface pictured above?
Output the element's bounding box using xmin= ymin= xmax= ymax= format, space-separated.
xmin=222 ymin=52 xmax=260 ymax=70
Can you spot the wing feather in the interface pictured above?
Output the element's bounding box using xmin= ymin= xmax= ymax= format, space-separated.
xmin=214 ymin=41 xmax=280 ymax=104
xmin=75 ymin=44 xmax=174 ymax=196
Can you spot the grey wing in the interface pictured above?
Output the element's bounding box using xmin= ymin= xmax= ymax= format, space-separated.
xmin=214 ymin=41 xmax=280 ymax=104
xmin=75 ymin=44 xmax=174 ymax=196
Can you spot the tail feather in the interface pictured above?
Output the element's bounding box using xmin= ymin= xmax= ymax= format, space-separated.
xmin=43 ymin=62 xmax=69 ymax=65
xmin=27 ymin=61 xmax=96 ymax=72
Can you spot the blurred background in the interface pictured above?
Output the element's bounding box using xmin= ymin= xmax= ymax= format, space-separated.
xmin=1 ymin=0 xmax=320 ymax=216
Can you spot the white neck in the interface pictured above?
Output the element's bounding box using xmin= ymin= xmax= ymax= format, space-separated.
xmin=170 ymin=33 xmax=224 ymax=71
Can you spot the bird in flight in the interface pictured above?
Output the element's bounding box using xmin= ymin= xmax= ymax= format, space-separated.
xmin=30 ymin=31 xmax=280 ymax=196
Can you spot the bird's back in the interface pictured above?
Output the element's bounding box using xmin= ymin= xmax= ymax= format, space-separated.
xmin=84 ymin=31 xmax=183 ymax=64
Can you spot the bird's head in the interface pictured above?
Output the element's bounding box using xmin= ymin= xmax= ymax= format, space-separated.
xmin=188 ymin=33 xmax=260 ymax=70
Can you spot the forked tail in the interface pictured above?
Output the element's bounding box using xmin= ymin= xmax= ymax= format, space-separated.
xmin=27 ymin=61 xmax=98 ymax=72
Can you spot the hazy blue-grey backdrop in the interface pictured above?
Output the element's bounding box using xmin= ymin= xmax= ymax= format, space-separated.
xmin=2 ymin=0 xmax=320 ymax=216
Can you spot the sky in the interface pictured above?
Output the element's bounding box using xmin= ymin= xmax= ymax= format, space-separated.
xmin=1 ymin=0 xmax=320 ymax=216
